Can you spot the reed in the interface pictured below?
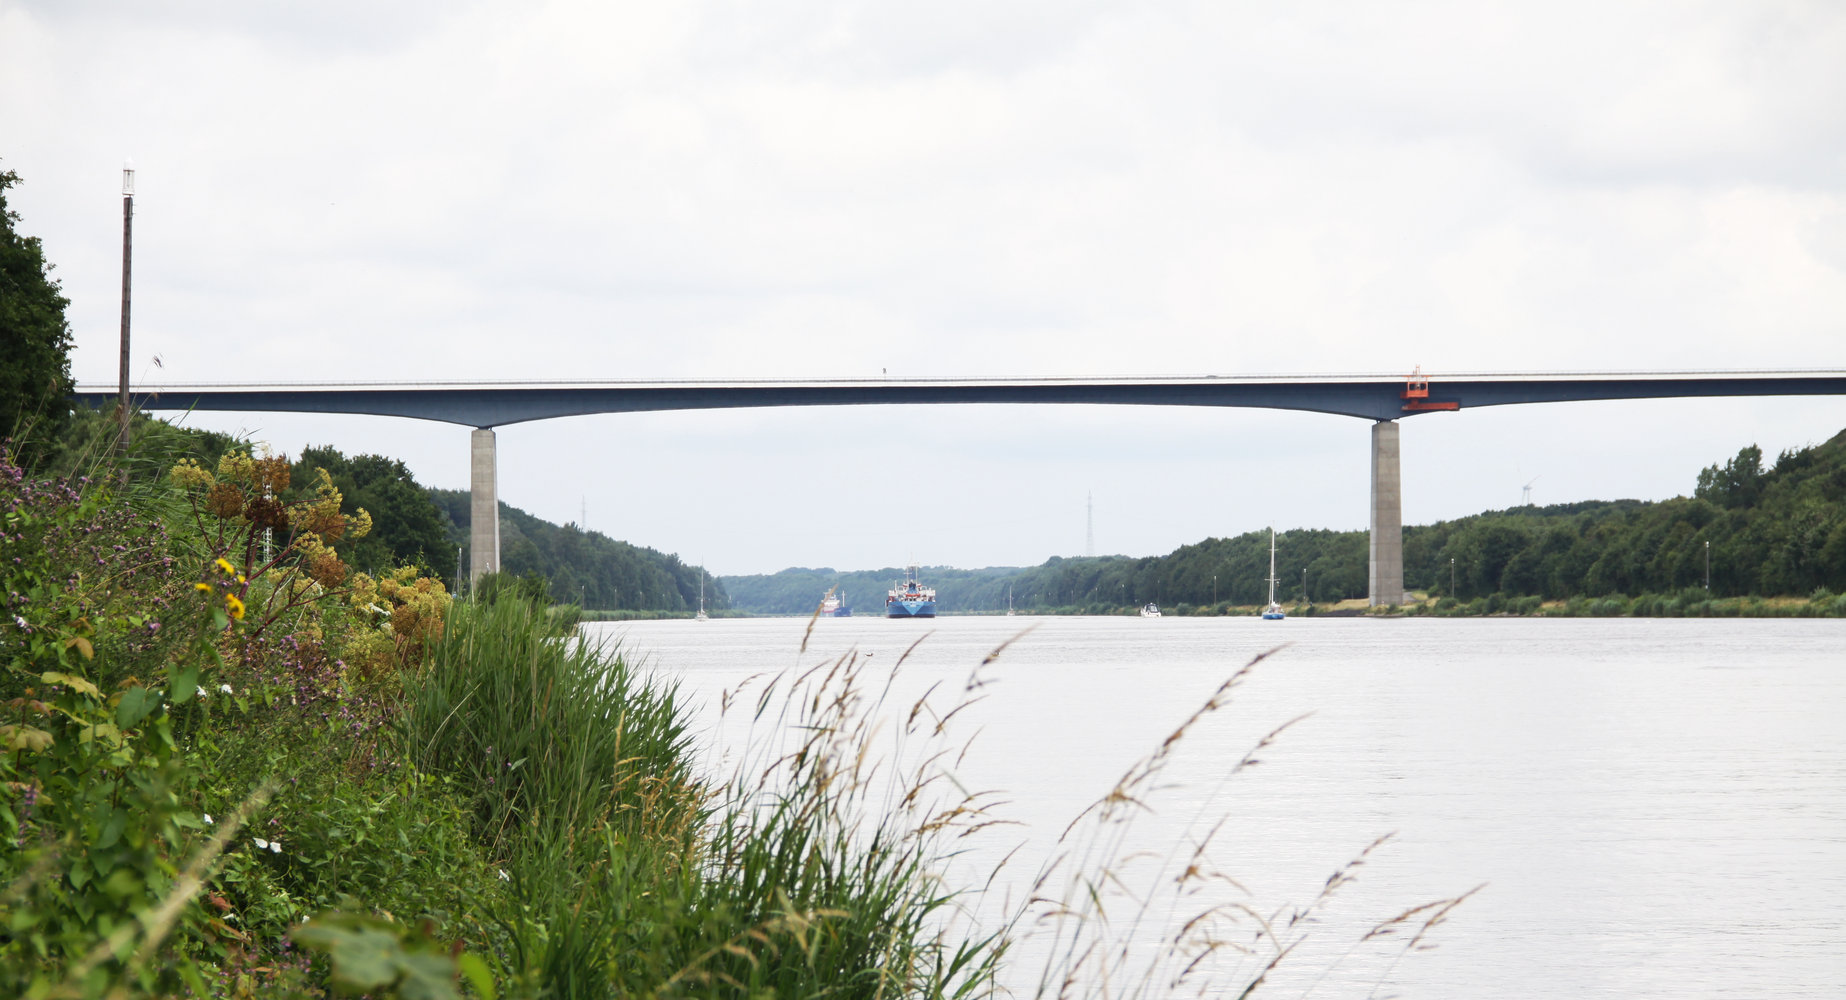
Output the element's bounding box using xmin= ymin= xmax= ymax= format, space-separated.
xmin=1018 ymin=645 xmax=1482 ymax=998
xmin=400 ymin=598 xmax=1009 ymax=998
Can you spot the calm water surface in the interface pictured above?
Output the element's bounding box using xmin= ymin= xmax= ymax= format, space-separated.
xmin=585 ymin=615 xmax=1846 ymax=998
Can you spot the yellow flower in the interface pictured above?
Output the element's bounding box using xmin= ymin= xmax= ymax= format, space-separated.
xmin=223 ymin=594 xmax=246 ymax=620
xmin=194 ymin=583 xmax=213 ymax=594
xmin=214 ymin=557 xmax=237 ymax=576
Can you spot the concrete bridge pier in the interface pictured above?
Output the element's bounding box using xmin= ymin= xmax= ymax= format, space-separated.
xmin=1369 ymin=419 xmax=1404 ymax=606
xmin=470 ymin=427 xmax=500 ymax=586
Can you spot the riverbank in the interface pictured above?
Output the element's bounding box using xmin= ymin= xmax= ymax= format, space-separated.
xmin=0 ymin=454 xmax=1007 ymax=998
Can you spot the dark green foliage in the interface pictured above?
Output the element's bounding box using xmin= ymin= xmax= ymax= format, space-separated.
xmin=293 ymin=446 xmax=456 ymax=575
xmin=1695 ymin=444 xmax=1765 ymax=508
xmin=473 ymin=569 xmax=553 ymax=605
xmin=31 ymin=407 xmax=242 ymax=485
xmin=725 ymin=429 xmax=1846 ymax=612
xmin=0 ymin=166 xmax=76 ymax=466
xmin=432 ymin=488 xmax=723 ymax=612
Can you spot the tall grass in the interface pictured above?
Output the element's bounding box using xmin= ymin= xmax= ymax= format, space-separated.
xmin=1019 ymin=646 xmax=1481 ymax=998
xmin=401 ymin=599 xmax=1008 ymax=998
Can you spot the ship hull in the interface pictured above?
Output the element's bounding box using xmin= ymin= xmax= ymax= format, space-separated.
xmin=887 ymin=600 xmax=936 ymax=618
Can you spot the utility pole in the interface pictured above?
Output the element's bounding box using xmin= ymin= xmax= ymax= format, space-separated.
xmin=1705 ymin=540 xmax=1710 ymax=591
xmin=116 ymin=160 xmax=134 ymax=451
xmin=1450 ymin=557 xmax=1456 ymax=597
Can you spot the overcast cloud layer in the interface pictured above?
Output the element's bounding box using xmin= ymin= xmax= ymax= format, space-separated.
xmin=4 ymin=1 xmax=1843 ymax=577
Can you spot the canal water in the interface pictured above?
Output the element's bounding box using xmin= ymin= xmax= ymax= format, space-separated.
xmin=584 ymin=615 xmax=1846 ymax=998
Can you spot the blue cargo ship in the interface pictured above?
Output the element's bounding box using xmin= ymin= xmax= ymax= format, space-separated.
xmin=886 ymin=566 xmax=936 ymax=618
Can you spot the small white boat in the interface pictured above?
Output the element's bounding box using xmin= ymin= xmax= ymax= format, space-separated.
xmin=695 ymin=569 xmax=710 ymax=621
xmin=1006 ymin=585 xmax=1015 ymax=616
xmin=1140 ymin=602 xmax=1162 ymax=618
xmin=1262 ymin=529 xmax=1285 ymax=620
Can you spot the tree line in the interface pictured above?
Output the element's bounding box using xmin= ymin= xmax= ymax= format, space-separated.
xmin=723 ymin=429 xmax=1846 ymax=613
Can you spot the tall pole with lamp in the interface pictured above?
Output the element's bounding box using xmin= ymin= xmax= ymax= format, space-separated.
xmin=116 ymin=160 xmax=134 ymax=451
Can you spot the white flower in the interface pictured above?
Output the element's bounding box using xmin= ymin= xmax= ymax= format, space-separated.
xmin=498 ymin=869 xmax=510 ymax=882
xmin=13 ymin=616 xmax=25 ymax=629
xmin=219 ymin=683 xmax=234 ymax=695
xmin=270 ymin=840 xmax=282 ymax=854
xmin=203 ymin=813 xmax=213 ymax=825
xmin=253 ymin=838 xmax=270 ymax=850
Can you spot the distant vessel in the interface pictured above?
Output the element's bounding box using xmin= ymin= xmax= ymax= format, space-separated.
xmin=1006 ymin=585 xmax=1015 ymax=617
xmin=819 ymin=590 xmax=852 ymax=617
xmin=1262 ymin=529 xmax=1286 ymax=620
xmin=886 ymin=566 xmax=937 ymax=618
xmin=1140 ymin=602 xmax=1162 ymax=618
xmin=696 ymin=569 xmax=709 ymax=621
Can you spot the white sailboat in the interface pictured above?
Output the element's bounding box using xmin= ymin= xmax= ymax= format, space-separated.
xmin=695 ymin=568 xmax=709 ymax=621
xmin=1006 ymin=584 xmax=1015 ymax=616
xmin=1262 ymin=529 xmax=1285 ymax=620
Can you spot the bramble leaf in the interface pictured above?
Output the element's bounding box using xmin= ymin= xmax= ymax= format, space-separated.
xmin=1 ymin=724 xmax=53 ymax=752
xmin=41 ymin=671 xmax=100 ymax=698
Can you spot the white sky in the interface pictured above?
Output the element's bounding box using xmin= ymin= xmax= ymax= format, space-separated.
xmin=4 ymin=1 xmax=1844 ymax=575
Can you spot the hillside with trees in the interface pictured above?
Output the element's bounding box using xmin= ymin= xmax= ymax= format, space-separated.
xmin=723 ymin=428 xmax=1846 ymax=614
xmin=429 ymin=489 xmax=726 ymax=613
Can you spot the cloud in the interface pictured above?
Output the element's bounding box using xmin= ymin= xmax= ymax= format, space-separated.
xmin=4 ymin=0 xmax=1843 ymax=572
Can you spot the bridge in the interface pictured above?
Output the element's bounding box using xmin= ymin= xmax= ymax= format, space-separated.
xmin=73 ymin=370 xmax=1846 ymax=605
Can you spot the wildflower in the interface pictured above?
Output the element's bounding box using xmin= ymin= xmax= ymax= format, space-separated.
xmin=254 ymin=838 xmax=270 ymax=850
xmin=220 ymin=683 xmax=233 ymax=695
xmin=203 ymin=813 xmax=213 ymax=825
xmin=270 ymin=840 xmax=282 ymax=854
xmin=194 ymin=583 xmax=213 ymax=594
xmin=214 ymin=557 xmax=237 ymax=576
xmin=224 ymin=593 xmax=246 ymax=620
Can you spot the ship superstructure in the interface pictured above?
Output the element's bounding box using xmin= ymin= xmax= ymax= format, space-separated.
xmin=886 ymin=566 xmax=937 ymax=618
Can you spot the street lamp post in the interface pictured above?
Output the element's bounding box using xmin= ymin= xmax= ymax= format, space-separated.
xmin=117 ymin=160 xmax=134 ymax=451
xmin=1450 ymin=557 xmax=1456 ymax=597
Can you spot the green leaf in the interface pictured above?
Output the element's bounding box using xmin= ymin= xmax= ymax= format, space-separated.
xmin=169 ymin=664 xmax=200 ymax=705
xmin=115 ymin=687 xmax=160 ymax=729
xmin=0 ymin=724 xmax=53 ymax=752
xmin=40 ymin=671 xmax=100 ymax=698
xmin=396 ymin=952 xmax=462 ymax=1000
xmin=456 ymin=952 xmax=496 ymax=1000
xmin=293 ymin=921 xmax=402 ymax=992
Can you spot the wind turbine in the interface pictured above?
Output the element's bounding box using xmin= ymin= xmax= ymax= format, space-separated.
xmin=1521 ymin=475 xmax=1541 ymax=507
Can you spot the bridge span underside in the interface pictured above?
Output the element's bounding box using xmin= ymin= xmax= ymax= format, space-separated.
xmin=77 ymin=373 xmax=1846 ymax=606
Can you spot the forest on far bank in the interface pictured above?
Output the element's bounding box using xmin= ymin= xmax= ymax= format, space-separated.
xmin=721 ymin=427 xmax=1846 ymax=614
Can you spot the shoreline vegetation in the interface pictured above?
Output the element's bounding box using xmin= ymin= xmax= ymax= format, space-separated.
xmin=926 ymin=589 xmax=1846 ymax=619
xmin=0 ymin=441 xmax=1475 ymax=998
xmin=724 ymin=427 xmax=1846 ymax=618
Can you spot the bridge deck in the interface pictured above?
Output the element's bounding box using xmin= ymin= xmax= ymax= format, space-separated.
xmin=73 ymin=371 xmax=1846 ymax=428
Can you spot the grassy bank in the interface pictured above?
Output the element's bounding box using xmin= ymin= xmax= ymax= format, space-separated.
xmin=4 ymin=447 xmax=1476 ymax=998
xmin=1 ymin=450 xmax=1014 ymax=998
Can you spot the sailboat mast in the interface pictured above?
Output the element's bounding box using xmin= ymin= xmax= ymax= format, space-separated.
xmin=1267 ymin=529 xmax=1278 ymax=605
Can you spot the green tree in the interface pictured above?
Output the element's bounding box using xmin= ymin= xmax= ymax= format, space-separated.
xmin=1695 ymin=445 xmax=1765 ymax=509
xmin=0 ymin=165 xmax=76 ymax=465
xmin=292 ymin=446 xmax=455 ymax=575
